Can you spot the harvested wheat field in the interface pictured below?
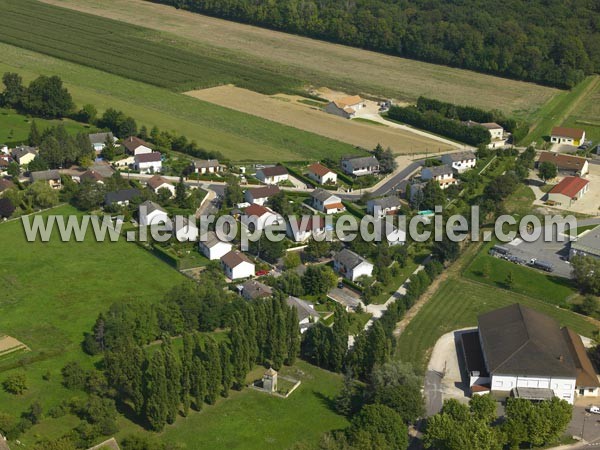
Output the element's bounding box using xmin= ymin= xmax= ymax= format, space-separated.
xmin=0 ymin=335 xmax=29 ymax=358
xmin=186 ymin=86 xmax=456 ymax=154
xmin=42 ymin=0 xmax=560 ymax=116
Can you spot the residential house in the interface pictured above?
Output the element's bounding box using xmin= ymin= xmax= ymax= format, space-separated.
xmin=174 ymin=217 xmax=199 ymax=242
xmin=537 ymin=152 xmax=589 ymax=176
xmin=0 ymin=178 xmax=15 ymax=195
xmin=482 ymin=123 xmax=507 ymax=149
xmin=570 ymin=225 xmax=600 ymax=260
xmin=122 ymin=136 xmax=153 ymax=155
xmin=311 ymin=189 xmax=345 ymax=214
xmin=551 ymin=127 xmax=586 ymax=147
xmin=12 ymin=145 xmax=37 ymax=166
xmin=221 ymin=250 xmax=255 ymax=280
xmin=421 ymin=165 xmax=457 ymax=189
xmin=112 ymin=155 xmax=135 ymax=168
xmin=30 ymin=170 xmax=61 ymax=189
xmin=441 ymin=151 xmax=477 ymax=173
xmin=88 ymin=132 xmax=117 ymax=153
xmin=191 ymin=159 xmax=222 ymax=175
xmin=461 ymin=304 xmax=599 ymax=403
xmin=199 ymin=231 xmax=233 ymax=260
xmin=341 ymin=156 xmax=380 ymax=177
xmin=134 ymin=152 xmax=162 ymax=174
xmin=241 ymin=203 xmax=282 ymax=231
xmin=367 ymin=196 xmax=402 ymax=218
xmin=286 ymin=296 xmax=320 ymax=333
xmin=324 ymin=95 xmax=364 ymax=119
xmin=286 ymin=216 xmax=326 ymax=242
xmin=0 ymin=158 xmax=9 ymax=175
xmin=255 ymin=165 xmax=289 ymax=184
xmin=138 ymin=200 xmax=169 ymax=228
xmin=375 ymin=219 xmax=406 ymax=246
xmin=307 ymin=163 xmax=337 ymax=185
xmin=547 ymin=176 xmax=589 ymax=206
xmin=147 ymin=175 xmax=175 ymax=197
xmin=244 ymin=185 xmax=280 ymax=206
xmin=104 ymin=188 xmax=141 ymax=207
xmin=241 ymin=279 xmax=273 ymax=300
xmin=334 ymin=248 xmax=374 ymax=281
xmin=79 ymin=170 xmax=104 ymax=184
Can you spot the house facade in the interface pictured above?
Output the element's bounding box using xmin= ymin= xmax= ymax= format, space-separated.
xmin=551 ymin=127 xmax=586 ymax=147
xmin=138 ymin=200 xmax=169 ymax=228
xmin=135 ymin=152 xmax=162 ymax=174
xmin=174 ymin=217 xmax=198 ymax=242
xmin=244 ymin=185 xmax=280 ymax=206
xmin=122 ymin=136 xmax=153 ymax=155
xmin=88 ymin=132 xmax=117 ymax=153
xmin=241 ymin=203 xmax=282 ymax=231
xmin=421 ymin=165 xmax=457 ymax=189
xmin=441 ymin=151 xmax=477 ymax=173
xmin=255 ymin=166 xmax=289 ymax=184
xmin=221 ymin=250 xmax=255 ymax=280
xmin=286 ymin=216 xmax=326 ymax=242
xmin=311 ymin=189 xmax=345 ymax=214
xmin=241 ymin=279 xmax=273 ymax=300
xmin=286 ymin=296 xmax=320 ymax=333
xmin=199 ymin=231 xmax=232 ymax=260
xmin=334 ymin=248 xmax=374 ymax=281
xmin=192 ymin=159 xmax=222 ymax=175
xmin=307 ymin=163 xmax=337 ymax=185
xmin=547 ymin=176 xmax=589 ymax=206
xmin=341 ymin=156 xmax=380 ymax=177
xmin=12 ymin=146 xmax=37 ymax=166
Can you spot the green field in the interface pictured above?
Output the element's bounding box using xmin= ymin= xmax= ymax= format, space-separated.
xmin=395 ymin=277 xmax=598 ymax=372
xmin=561 ymin=75 xmax=600 ymax=143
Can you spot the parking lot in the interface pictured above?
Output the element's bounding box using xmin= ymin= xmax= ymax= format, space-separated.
xmin=567 ymin=404 xmax=600 ymax=445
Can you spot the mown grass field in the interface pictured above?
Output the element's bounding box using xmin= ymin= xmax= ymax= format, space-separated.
xmin=395 ymin=277 xmax=598 ymax=372
xmin=560 ymin=75 xmax=600 ymax=143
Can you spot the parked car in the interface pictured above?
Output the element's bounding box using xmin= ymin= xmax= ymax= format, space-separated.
xmin=589 ymin=406 xmax=600 ymax=414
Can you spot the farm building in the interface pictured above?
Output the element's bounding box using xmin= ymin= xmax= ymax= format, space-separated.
xmin=341 ymin=156 xmax=379 ymax=177
xmin=367 ymin=196 xmax=402 ymax=218
xmin=122 ymin=136 xmax=153 ymax=155
xmin=134 ymin=152 xmax=162 ymax=174
xmin=311 ymin=189 xmax=345 ymax=214
xmin=550 ymin=127 xmax=586 ymax=146
xmin=199 ymin=231 xmax=233 ymax=260
xmin=307 ymin=163 xmax=337 ymax=185
xmin=334 ymin=248 xmax=374 ymax=281
xmin=255 ymin=165 xmax=289 ymax=184
xmin=537 ymin=152 xmax=589 ymax=176
xmin=147 ymin=175 xmax=175 ymax=196
xmin=324 ymin=95 xmax=364 ymax=119
xmin=547 ymin=176 xmax=589 ymax=206
xmin=421 ymin=165 xmax=457 ymax=189
xmin=286 ymin=216 xmax=326 ymax=242
xmin=244 ymin=185 xmax=280 ymax=206
xmin=461 ymin=304 xmax=599 ymax=403
xmin=138 ymin=200 xmax=169 ymax=227
xmin=570 ymin=225 xmax=600 ymax=260
xmin=30 ymin=169 xmax=62 ymax=189
xmin=221 ymin=250 xmax=255 ymax=280
xmin=88 ymin=132 xmax=117 ymax=153
xmin=441 ymin=151 xmax=477 ymax=173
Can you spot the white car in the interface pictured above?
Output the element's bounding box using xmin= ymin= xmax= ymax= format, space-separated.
xmin=589 ymin=406 xmax=600 ymax=414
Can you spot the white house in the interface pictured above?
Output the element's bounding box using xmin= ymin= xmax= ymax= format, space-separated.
xmin=461 ymin=304 xmax=599 ymax=404
xmin=199 ymin=231 xmax=232 ymax=260
xmin=367 ymin=196 xmax=402 ymax=218
xmin=307 ymin=163 xmax=337 ymax=185
xmin=88 ymin=132 xmax=117 ymax=153
xmin=311 ymin=189 xmax=345 ymax=214
xmin=375 ymin=219 xmax=406 ymax=246
xmin=547 ymin=176 xmax=589 ymax=207
xmin=135 ymin=152 xmax=162 ymax=174
xmin=122 ymin=136 xmax=153 ymax=155
xmin=11 ymin=145 xmax=37 ymax=166
xmin=341 ymin=156 xmax=380 ymax=177
xmin=334 ymin=248 xmax=374 ymax=281
xmin=244 ymin=185 xmax=280 ymax=206
xmin=221 ymin=250 xmax=255 ymax=280
xmin=441 ymin=151 xmax=477 ymax=174
xmin=255 ymin=166 xmax=289 ymax=184
xmin=138 ymin=200 xmax=170 ymax=228
xmin=481 ymin=123 xmax=508 ymax=149
xmin=324 ymin=95 xmax=364 ymax=119
xmin=192 ymin=159 xmax=223 ymax=175
xmin=551 ymin=127 xmax=586 ymax=147
xmin=174 ymin=217 xmax=199 ymax=242
xmin=147 ymin=175 xmax=175 ymax=197
xmin=421 ymin=165 xmax=457 ymax=189
xmin=241 ymin=203 xmax=282 ymax=231
xmin=286 ymin=216 xmax=326 ymax=242
xmin=286 ymin=296 xmax=320 ymax=333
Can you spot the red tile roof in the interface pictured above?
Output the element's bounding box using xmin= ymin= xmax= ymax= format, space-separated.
xmin=244 ymin=203 xmax=272 ymax=217
xmin=308 ymin=163 xmax=333 ymax=177
xmin=324 ymin=202 xmax=345 ymax=210
xmin=551 ymin=127 xmax=585 ymax=140
xmin=549 ymin=176 xmax=589 ymax=198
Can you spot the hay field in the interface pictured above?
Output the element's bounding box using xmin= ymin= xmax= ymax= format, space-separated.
xmin=41 ymin=0 xmax=560 ymax=116
xmin=186 ymin=86 xmax=455 ymax=154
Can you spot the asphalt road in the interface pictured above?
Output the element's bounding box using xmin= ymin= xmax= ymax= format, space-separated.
xmin=371 ymin=161 xmax=422 ymax=197
xmin=424 ymin=370 xmax=444 ymax=416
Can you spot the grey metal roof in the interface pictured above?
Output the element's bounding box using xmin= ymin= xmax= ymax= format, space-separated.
xmin=194 ymin=159 xmax=220 ymax=169
xmin=335 ymin=248 xmax=368 ymax=270
xmin=343 ymin=156 xmax=379 ymax=169
xmin=12 ymin=145 xmax=36 ymax=159
xmin=571 ymin=225 xmax=600 ymax=257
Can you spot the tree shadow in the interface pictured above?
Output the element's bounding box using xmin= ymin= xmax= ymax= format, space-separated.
xmin=313 ymin=390 xmax=339 ymax=414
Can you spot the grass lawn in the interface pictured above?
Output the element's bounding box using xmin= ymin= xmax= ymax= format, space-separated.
xmin=349 ymin=312 xmax=373 ymax=335
xmin=560 ymin=75 xmax=600 ymax=143
xmin=503 ymin=184 xmax=537 ymax=216
xmin=0 ymin=205 xmax=185 ymax=438
xmin=395 ymin=277 xmax=598 ymax=372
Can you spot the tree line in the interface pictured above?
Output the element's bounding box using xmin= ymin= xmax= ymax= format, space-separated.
xmin=151 ymin=0 xmax=598 ymax=88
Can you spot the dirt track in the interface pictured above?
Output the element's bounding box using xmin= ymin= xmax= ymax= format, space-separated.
xmin=186 ymin=85 xmax=454 ymax=154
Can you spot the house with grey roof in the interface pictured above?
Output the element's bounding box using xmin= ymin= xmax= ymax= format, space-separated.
xmin=286 ymin=296 xmax=320 ymax=333
xmin=441 ymin=151 xmax=477 ymax=173
xmin=88 ymin=132 xmax=117 ymax=153
xmin=334 ymin=248 xmax=374 ymax=281
xmin=341 ymin=155 xmax=379 ymax=177
xmin=199 ymin=231 xmax=233 ymax=260
xmin=138 ymin=200 xmax=169 ymax=227
xmin=11 ymin=145 xmax=37 ymax=166
xmin=255 ymin=165 xmax=288 ymax=184
xmin=570 ymin=225 xmax=600 ymax=260
xmin=104 ymin=188 xmax=141 ymax=207
xmin=30 ymin=169 xmax=62 ymax=189
xmin=191 ymin=159 xmax=223 ymax=175
xmin=311 ymin=189 xmax=345 ymax=214
xmin=241 ymin=279 xmax=273 ymax=300
xmin=420 ymin=164 xmax=457 ymax=189
xmin=367 ymin=196 xmax=402 ymax=218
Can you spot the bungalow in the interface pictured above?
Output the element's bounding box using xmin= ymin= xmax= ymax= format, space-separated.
xmin=537 ymin=152 xmax=589 ymax=176
xmin=324 ymin=95 xmax=364 ymax=119
xmin=421 ymin=165 xmax=457 ymax=189
xmin=286 ymin=216 xmax=326 ymax=242
xmin=241 ymin=203 xmax=282 ymax=231
xmin=547 ymin=176 xmax=589 ymax=207
xmin=551 ymin=127 xmax=586 ymax=147
xmin=174 ymin=217 xmax=199 ymax=242
xmin=286 ymin=296 xmax=320 ymax=333
xmin=367 ymin=196 xmax=402 ymax=218
xmin=0 ymin=178 xmax=15 ymax=195
xmin=255 ymin=165 xmax=289 ymax=184
xmin=441 ymin=151 xmax=477 ymax=173
xmin=147 ymin=175 xmax=175 ymax=197
xmin=334 ymin=248 xmax=374 ymax=281
xmin=104 ymin=188 xmax=141 ymax=207
xmin=79 ymin=170 xmax=104 ymax=184
xmin=88 ymin=132 xmax=117 ymax=153
xmin=241 ymin=279 xmax=273 ymax=300
xmin=30 ymin=169 xmax=61 ymax=189
xmin=341 ymin=156 xmax=380 ymax=177
xmin=122 ymin=136 xmax=153 ymax=155
xmin=12 ymin=145 xmax=37 ymax=166
xmin=311 ymin=189 xmax=345 ymax=214
xmin=138 ymin=200 xmax=169 ymax=227
xmin=199 ymin=231 xmax=233 ymax=260
xmin=244 ymin=185 xmax=280 ymax=206
xmin=134 ymin=152 xmax=162 ymax=174
xmin=221 ymin=250 xmax=255 ymax=280
xmin=307 ymin=163 xmax=337 ymax=185
xmin=191 ymin=159 xmax=223 ymax=175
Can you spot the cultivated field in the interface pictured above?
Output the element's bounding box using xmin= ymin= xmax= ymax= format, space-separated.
xmin=41 ymin=0 xmax=560 ymax=116
xmin=187 ymin=86 xmax=455 ymax=154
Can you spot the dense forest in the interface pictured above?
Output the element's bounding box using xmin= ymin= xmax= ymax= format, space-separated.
xmin=151 ymin=0 xmax=600 ymax=88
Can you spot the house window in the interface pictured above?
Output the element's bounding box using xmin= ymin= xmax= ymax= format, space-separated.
xmin=494 ymin=380 xmax=503 ymax=388
xmin=590 ymin=389 xmax=595 ymax=393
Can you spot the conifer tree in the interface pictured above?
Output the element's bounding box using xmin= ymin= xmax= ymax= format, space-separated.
xmin=219 ymin=341 xmax=233 ymax=397
xmin=162 ymin=339 xmax=181 ymax=424
xmin=143 ymin=350 xmax=168 ymax=431
xmin=28 ymin=120 xmax=41 ymax=146
xmin=203 ymin=339 xmax=222 ymax=405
